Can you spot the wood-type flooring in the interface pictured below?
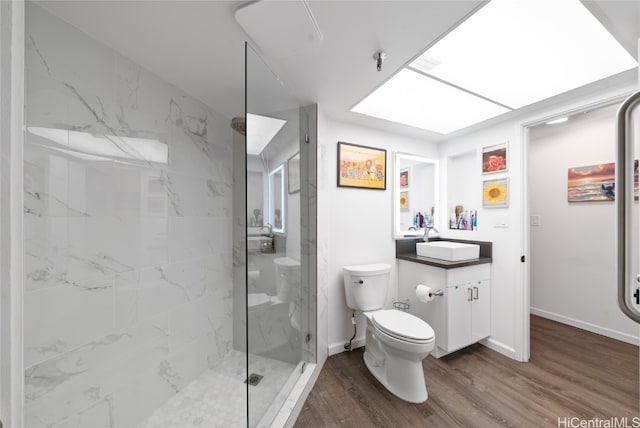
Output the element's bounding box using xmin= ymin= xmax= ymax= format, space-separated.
xmin=294 ymin=315 xmax=639 ymax=427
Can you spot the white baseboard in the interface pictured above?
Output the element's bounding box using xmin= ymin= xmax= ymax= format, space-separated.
xmin=480 ymin=337 xmax=517 ymax=360
xmin=328 ymin=337 xmax=365 ymax=356
xmin=331 ymin=336 xmax=519 ymax=361
xmin=530 ymin=307 xmax=640 ymax=345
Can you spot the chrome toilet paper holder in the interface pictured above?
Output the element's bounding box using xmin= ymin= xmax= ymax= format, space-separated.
xmin=392 ymin=299 xmax=410 ymax=312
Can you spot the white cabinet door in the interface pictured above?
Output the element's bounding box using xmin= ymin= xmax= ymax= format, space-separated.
xmin=446 ymin=283 xmax=472 ymax=352
xmin=471 ymin=279 xmax=491 ymax=342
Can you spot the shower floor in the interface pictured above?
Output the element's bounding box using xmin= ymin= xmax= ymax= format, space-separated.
xmin=137 ymin=350 xmax=297 ymax=428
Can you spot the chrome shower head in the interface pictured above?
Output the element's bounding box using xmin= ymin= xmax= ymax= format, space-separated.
xmin=231 ymin=117 xmax=245 ymax=136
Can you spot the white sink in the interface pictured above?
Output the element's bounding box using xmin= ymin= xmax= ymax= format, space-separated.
xmin=247 ymin=227 xmax=264 ymax=237
xmin=416 ymin=241 xmax=480 ymax=261
xmin=248 ymin=235 xmax=272 ymax=251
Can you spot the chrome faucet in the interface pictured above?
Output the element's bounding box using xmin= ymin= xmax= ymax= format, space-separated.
xmin=262 ymin=223 xmax=273 ymax=235
xmin=422 ymin=224 xmax=439 ymax=242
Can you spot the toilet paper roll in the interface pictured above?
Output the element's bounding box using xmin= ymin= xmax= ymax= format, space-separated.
xmin=415 ymin=284 xmax=435 ymax=303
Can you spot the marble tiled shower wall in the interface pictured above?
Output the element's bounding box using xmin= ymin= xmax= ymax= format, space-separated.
xmin=23 ymin=4 xmax=234 ymax=427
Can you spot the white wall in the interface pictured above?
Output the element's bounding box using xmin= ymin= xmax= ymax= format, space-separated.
xmin=24 ymin=5 xmax=234 ymax=426
xmin=439 ymin=121 xmax=524 ymax=358
xmin=439 ymin=76 xmax=639 ymax=361
xmin=316 ymin=109 xmax=330 ymax=365
xmin=529 ymin=103 xmax=640 ymax=344
xmin=323 ymin=120 xmax=438 ymax=354
xmin=0 ymin=1 xmax=25 ymax=426
xmin=321 ymin=78 xmax=639 ymax=358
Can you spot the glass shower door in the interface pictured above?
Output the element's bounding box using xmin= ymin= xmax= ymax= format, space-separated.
xmin=245 ymin=43 xmax=314 ymax=427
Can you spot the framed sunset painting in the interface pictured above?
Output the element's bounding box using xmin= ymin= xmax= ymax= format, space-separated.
xmin=567 ymin=162 xmax=615 ymax=202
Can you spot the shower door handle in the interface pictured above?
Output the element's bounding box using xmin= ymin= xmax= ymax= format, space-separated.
xmin=615 ymin=90 xmax=640 ymax=323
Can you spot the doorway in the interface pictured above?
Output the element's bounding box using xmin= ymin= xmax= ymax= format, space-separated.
xmin=526 ymin=101 xmax=640 ymax=348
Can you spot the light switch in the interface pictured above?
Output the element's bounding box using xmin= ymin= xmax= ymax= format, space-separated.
xmin=530 ymin=215 xmax=541 ymax=226
xmin=494 ymin=214 xmax=509 ymax=228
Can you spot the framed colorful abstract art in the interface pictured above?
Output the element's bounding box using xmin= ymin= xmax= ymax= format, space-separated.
xmin=287 ymin=152 xmax=300 ymax=194
xmin=337 ymin=141 xmax=386 ymax=190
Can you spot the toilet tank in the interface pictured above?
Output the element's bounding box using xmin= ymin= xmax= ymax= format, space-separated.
xmin=274 ymin=257 xmax=300 ymax=301
xmin=343 ymin=263 xmax=391 ymax=311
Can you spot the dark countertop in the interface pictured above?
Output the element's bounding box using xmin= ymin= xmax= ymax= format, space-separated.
xmin=396 ymin=238 xmax=492 ymax=269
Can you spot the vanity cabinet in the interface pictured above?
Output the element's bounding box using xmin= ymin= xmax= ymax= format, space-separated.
xmin=398 ymin=260 xmax=491 ymax=358
xmin=446 ymin=277 xmax=490 ymax=352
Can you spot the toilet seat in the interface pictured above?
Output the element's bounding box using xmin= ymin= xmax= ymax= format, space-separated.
xmin=371 ymin=310 xmax=434 ymax=344
xmin=248 ymin=293 xmax=272 ymax=310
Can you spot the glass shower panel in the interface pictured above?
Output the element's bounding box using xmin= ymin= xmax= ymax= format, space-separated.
xmin=23 ymin=4 xmax=238 ymax=427
xmin=245 ymin=43 xmax=310 ymax=427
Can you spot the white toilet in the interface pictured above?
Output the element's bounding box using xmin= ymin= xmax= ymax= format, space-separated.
xmin=343 ymin=263 xmax=435 ymax=403
xmin=274 ymin=257 xmax=301 ymax=332
xmin=247 ymin=293 xmax=289 ymax=354
xmin=273 ymin=257 xmax=300 ymax=302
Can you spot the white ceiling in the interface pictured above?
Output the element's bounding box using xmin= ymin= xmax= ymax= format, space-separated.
xmin=37 ymin=1 xmax=640 ymax=141
xmin=528 ymin=102 xmax=619 ymax=141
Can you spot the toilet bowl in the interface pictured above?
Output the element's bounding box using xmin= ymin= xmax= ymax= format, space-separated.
xmin=247 ymin=293 xmax=289 ymax=354
xmin=363 ymin=309 xmax=434 ymax=403
xmin=343 ymin=263 xmax=435 ymax=403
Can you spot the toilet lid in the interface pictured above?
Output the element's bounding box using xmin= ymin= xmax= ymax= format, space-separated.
xmin=372 ymin=310 xmax=434 ymax=342
xmin=274 ymin=257 xmax=300 ymax=267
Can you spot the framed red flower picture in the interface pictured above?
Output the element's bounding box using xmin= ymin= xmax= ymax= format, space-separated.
xmin=482 ymin=142 xmax=508 ymax=174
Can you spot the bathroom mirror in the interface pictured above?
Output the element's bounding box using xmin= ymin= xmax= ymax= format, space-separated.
xmin=393 ymin=152 xmax=439 ymax=239
xmin=247 ymin=155 xmax=265 ymax=228
xmin=269 ymin=163 xmax=285 ymax=234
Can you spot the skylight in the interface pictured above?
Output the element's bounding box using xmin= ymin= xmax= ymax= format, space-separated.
xmin=352 ymin=69 xmax=510 ymax=135
xmin=352 ymin=0 xmax=637 ymax=134
xmin=246 ymin=113 xmax=287 ymax=155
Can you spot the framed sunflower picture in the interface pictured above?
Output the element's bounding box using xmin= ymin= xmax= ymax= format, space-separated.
xmin=483 ymin=178 xmax=509 ymax=208
xmin=400 ymin=191 xmax=409 ymax=212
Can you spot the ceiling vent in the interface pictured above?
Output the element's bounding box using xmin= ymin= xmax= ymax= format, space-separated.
xmin=235 ymin=0 xmax=323 ymax=60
